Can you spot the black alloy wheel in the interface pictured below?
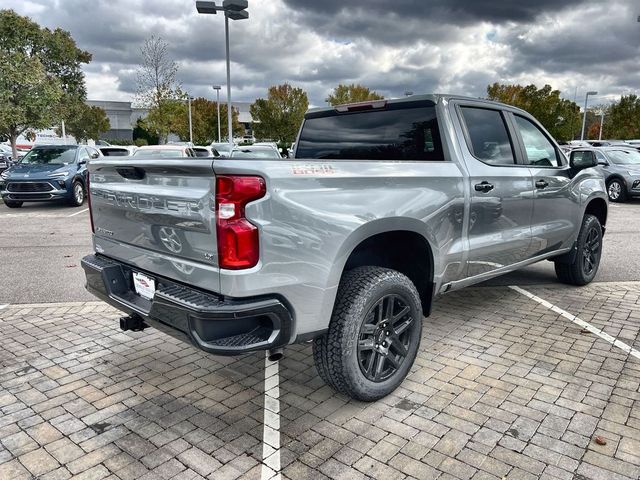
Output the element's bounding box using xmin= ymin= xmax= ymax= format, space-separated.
xmin=357 ymin=294 xmax=414 ymax=382
xmin=582 ymin=224 xmax=601 ymax=277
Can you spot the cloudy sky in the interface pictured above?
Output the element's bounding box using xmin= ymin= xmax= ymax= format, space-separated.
xmin=8 ymin=0 xmax=640 ymax=107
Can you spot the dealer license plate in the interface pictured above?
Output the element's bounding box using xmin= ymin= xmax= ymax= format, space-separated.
xmin=132 ymin=272 xmax=155 ymax=300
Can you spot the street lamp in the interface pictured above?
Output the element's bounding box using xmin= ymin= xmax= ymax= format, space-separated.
xmin=188 ymin=96 xmax=193 ymax=145
xmin=196 ymin=0 xmax=249 ymax=148
xmin=598 ymin=111 xmax=605 ymax=141
xmin=580 ymin=91 xmax=598 ymax=141
xmin=212 ymin=85 xmax=222 ymax=143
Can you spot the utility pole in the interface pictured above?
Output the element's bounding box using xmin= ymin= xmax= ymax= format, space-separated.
xmin=599 ymin=112 xmax=605 ymax=140
xmin=213 ymin=85 xmax=222 ymax=143
xmin=188 ymin=96 xmax=193 ymax=144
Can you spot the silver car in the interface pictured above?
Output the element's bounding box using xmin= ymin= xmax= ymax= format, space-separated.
xmin=592 ymin=147 xmax=640 ymax=201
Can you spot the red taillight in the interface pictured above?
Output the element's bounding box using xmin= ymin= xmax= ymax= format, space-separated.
xmin=87 ymin=172 xmax=94 ymax=233
xmin=215 ymin=175 xmax=266 ymax=270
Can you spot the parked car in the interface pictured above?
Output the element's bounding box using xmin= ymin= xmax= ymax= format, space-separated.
xmin=253 ymin=141 xmax=279 ymax=150
xmin=98 ymin=146 xmax=131 ymax=157
xmin=0 ymin=144 xmax=99 ymax=208
xmin=210 ymin=142 xmax=236 ymax=158
xmin=586 ymin=140 xmax=629 ymax=148
xmin=0 ymin=145 xmax=13 ymax=173
xmin=132 ymin=145 xmax=196 ymax=158
xmin=82 ymin=94 xmax=607 ymax=401
xmin=592 ymin=147 xmax=640 ymax=202
xmin=230 ymin=145 xmax=282 ymax=159
xmin=193 ymin=146 xmax=220 ymax=158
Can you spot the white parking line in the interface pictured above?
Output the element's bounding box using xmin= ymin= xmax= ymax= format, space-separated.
xmin=68 ymin=208 xmax=89 ymax=217
xmin=510 ymin=285 xmax=640 ymax=360
xmin=0 ymin=304 xmax=8 ymax=310
xmin=261 ymin=352 xmax=281 ymax=480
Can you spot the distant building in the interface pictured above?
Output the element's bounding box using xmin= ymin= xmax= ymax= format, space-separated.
xmin=86 ymin=100 xmax=140 ymax=141
xmin=87 ymin=100 xmax=254 ymax=142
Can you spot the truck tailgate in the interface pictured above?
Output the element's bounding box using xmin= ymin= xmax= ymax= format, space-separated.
xmin=88 ymin=159 xmax=220 ymax=292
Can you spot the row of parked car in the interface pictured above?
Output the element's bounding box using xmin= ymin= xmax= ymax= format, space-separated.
xmin=2 ymin=136 xmax=638 ymax=209
xmin=560 ymin=140 xmax=640 ymax=202
xmin=98 ymin=142 xmax=284 ymax=159
xmin=0 ymin=141 xmax=285 ymax=209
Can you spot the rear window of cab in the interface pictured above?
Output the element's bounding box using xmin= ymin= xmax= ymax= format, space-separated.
xmin=296 ymin=102 xmax=444 ymax=161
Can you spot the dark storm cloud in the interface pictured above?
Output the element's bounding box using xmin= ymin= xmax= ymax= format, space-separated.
xmin=282 ymin=0 xmax=590 ymax=23
xmin=281 ymin=0 xmax=594 ymax=46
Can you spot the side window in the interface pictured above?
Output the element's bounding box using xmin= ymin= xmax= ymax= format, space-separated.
xmin=594 ymin=150 xmax=607 ymax=164
xmin=460 ymin=107 xmax=515 ymax=166
xmin=513 ymin=115 xmax=561 ymax=167
xmin=78 ymin=148 xmax=90 ymax=163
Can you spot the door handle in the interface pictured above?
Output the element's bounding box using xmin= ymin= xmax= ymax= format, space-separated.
xmin=535 ymin=179 xmax=548 ymax=189
xmin=474 ymin=181 xmax=494 ymax=193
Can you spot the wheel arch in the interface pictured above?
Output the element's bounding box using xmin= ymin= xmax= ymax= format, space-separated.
xmin=584 ymin=196 xmax=607 ymax=230
xmin=332 ymin=219 xmax=436 ymax=315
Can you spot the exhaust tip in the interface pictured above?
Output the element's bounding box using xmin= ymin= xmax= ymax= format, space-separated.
xmin=267 ymin=347 xmax=284 ymax=362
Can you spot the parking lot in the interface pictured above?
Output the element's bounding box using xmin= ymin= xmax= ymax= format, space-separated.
xmin=1 ymin=200 xmax=640 ymax=480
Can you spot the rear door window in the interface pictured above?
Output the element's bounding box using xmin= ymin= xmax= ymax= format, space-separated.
xmin=296 ymin=103 xmax=443 ymax=160
xmin=460 ymin=107 xmax=515 ymax=166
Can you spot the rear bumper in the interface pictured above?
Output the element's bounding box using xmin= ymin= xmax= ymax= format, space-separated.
xmin=81 ymin=254 xmax=293 ymax=355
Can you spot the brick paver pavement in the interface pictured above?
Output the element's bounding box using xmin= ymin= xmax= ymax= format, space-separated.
xmin=0 ymin=282 xmax=639 ymax=479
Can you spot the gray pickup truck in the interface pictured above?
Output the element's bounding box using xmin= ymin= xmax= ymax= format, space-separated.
xmin=82 ymin=95 xmax=607 ymax=401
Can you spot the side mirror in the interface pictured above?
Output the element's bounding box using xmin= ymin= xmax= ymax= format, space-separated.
xmin=597 ymin=160 xmax=608 ymax=166
xmin=570 ymin=150 xmax=597 ymax=170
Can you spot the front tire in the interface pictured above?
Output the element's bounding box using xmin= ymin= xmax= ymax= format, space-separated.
xmin=313 ymin=267 xmax=423 ymax=401
xmin=607 ymin=179 xmax=627 ymax=202
xmin=3 ymin=199 xmax=23 ymax=208
xmin=555 ymin=214 xmax=602 ymax=286
xmin=69 ymin=181 xmax=85 ymax=207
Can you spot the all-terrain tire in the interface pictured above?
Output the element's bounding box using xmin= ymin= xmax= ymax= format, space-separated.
xmin=313 ymin=266 xmax=423 ymax=401
xmin=554 ymin=214 xmax=602 ymax=286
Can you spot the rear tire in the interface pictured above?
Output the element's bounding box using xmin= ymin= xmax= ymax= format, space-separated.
xmin=554 ymin=214 xmax=602 ymax=286
xmin=313 ymin=266 xmax=423 ymax=401
xmin=3 ymin=200 xmax=22 ymax=208
xmin=607 ymin=179 xmax=627 ymax=202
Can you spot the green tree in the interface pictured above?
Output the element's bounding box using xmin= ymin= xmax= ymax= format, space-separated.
xmin=146 ymin=99 xmax=185 ymax=144
xmin=58 ymin=104 xmax=110 ymax=142
xmin=133 ymin=117 xmax=159 ymax=145
xmin=173 ymin=97 xmax=242 ymax=145
xmin=486 ymin=83 xmax=580 ymax=141
xmin=603 ymin=95 xmax=640 ymax=140
xmin=0 ymin=9 xmax=91 ymax=157
xmin=251 ymin=84 xmax=308 ymax=144
xmin=325 ymin=83 xmax=383 ymax=106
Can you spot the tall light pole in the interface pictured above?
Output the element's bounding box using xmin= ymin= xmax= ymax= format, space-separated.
xmin=598 ymin=112 xmax=605 ymax=140
xmin=196 ymin=1 xmax=249 ymax=149
xmin=188 ymin=96 xmax=193 ymax=145
xmin=580 ymin=91 xmax=598 ymax=141
xmin=212 ymin=85 xmax=222 ymax=143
